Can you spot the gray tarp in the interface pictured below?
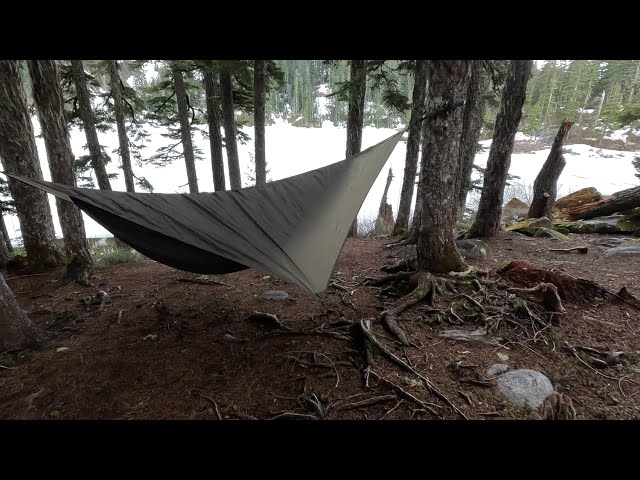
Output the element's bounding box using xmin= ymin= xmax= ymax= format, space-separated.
xmin=5 ymin=130 xmax=403 ymax=299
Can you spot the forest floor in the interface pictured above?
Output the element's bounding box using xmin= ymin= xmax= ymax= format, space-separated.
xmin=1 ymin=232 xmax=640 ymax=420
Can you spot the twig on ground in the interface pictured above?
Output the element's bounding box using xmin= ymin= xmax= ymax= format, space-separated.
xmin=379 ymin=400 xmax=404 ymax=420
xmin=195 ymin=392 xmax=222 ymax=420
xmin=369 ymin=370 xmax=440 ymax=417
xmin=361 ymin=320 xmax=467 ymax=419
xmin=335 ymin=395 xmax=397 ymax=411
xmin=270 ymin=412 xmax=317 ymax=420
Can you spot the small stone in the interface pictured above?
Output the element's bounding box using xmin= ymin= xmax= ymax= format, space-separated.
xmin=604 ymin=245 xmax=640 ymax=258
xmin=49 ymin=410 xmax=61 ymax=417
xmin=456 ymin=239 xmax=489 ymax=258
xmin=222 ymin=334 xmax=241 ymax=343
xmin=56 ymin=347 xmax=69 ymax=353
xmin=263 ymin=290 xmax=289 ymax=300
xmin=497 ymin=352 xmax=509 ymax=361
xmin=487 ymin=364 xmax=509 ymax=377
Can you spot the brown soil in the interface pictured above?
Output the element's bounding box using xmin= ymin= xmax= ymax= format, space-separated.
xmin=1 ymin=233 xmax=640 ymax=420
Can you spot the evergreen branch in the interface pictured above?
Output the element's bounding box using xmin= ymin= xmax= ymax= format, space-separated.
xmin=154 ymin=90 xmax=176 ymax=115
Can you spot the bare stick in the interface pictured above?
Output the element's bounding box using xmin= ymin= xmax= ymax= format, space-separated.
xmin=270 ymin=412 xmax=317 ymax=420
xmin=549 ymin=247 xmax=588 ymax=254
xmin=6 ymin=272 xmax=52 ymax=281
xmin=335 ymin=395 xmax=397 ymax=411
xmin=197 ymin=393 xmax=222 ymax=420
xmin=361 ymin=320 xmax=467 ymax=419
xmin=0 ymin=364 xmax=16 ymax=370
xmin=369 ymin=370 xmax=440 ymax=417
xmin=379 ymin=400 xmax=404 ymax=420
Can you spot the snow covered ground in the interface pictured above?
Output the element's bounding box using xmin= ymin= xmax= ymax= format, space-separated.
xmin=3 ymin=119 xmax=640 ymax=244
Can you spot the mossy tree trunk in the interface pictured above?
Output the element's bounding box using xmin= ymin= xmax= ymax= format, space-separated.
xmin=203 ymin=69 xmax=226 ymax=191
xmin=0 ymin=60 xmax=63 ymax=270
xmin=467 ymin=60 xmax=532 ymax=238
xmin=528 ymin=120 xmax=573 ymax=219
xmin=28 ymin=59 xmax=93 ymax=283
xmin=416 ymin=60 xmax=470 ymax=273
xmin=394 ymin=60 xmax=428 ymax=235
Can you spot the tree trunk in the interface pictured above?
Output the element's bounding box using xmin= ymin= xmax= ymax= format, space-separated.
xmin=0 ymin=229 xmax=9 ymax=266
xmin=346 ymin=60 xmax=367 ymax=238
xmin=172 ymin=68 xmax=199 ymax=193
xmin=527 ymin=120 xmax=573 ymax=219
xmin=0 ymin=274 xmax=43 ymax=351
xmin=375 ymin=168 xmax=394 ymax=234
xmin=577 ymin=79 xmax=592 ymax=125
xmin=567 ymin=185 xmax=640 ymax=220
xmin=592 ymin=90 xmax=605 ymax=129
xmin=410 ymin=118 xmax=430 ymax=240
xmin=0 ymin=60 xmax=63 ymax=269
xmin=0 ymin=215 xmax=12 ymax=253
xmin=456 ymin=60 xmax=490 ymax=219
xmin=220 ymin=72 xmax=242 ymax=190
xmin=394 ymin=60 xmax=428 ymax=235
xmin=203 ymin=69 xmax=226 ymax=191
xmin=107 ymin=60 xmax=135 ymax=193
xmin=28 ymin=60 xmax=93 ymax=283
xmin=467 ymin=60 xmax=533 ymax=239
xmin=417 ymin=60 xmax=471 ymax=273
xmin=70 ymin=60 xmax=112 ymax=191
xmin=254 ymin=59 xmax=267 ymax=187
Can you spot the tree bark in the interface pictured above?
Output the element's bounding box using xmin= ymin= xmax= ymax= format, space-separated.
xmin=0 ymin=215 xmax=12 ymax=253
xmin=592 ymin=90 xmax=605 ymax=129
xmin=172 ymin=68 xmax=199 ymax=193
xmin=0 ymin=274 xmax=43 ymax=351
xmin=0 ymin=229 xmax=9 ymax=266
xmin=417 ymin=60 xmax=471 ymax=273
xmin=0 ymin=60 xmax=63 ymax=269
xmin=70 ymin=60 xmax=112 ymax=191
xmin=527 ymin=120 xmax=573 ymax=219
xmin=376 ymin=168 xmax=394 ymax=234
xmin=28 ymin=60 xmax=93 ymax=283
xmin=394 ymin=60 xmax=428 ymax=235
xmin=203 ymin=69 xmax=226 ymax=191
xmin=456 ymin=60 xmax=490 ymax=219
xmin=567 ymin=185 xmax=640 ymax=220
xmin=410 ymin=118 xmax=430 ymax=241
xmin=346 ymin=60 xmax=367 ymax=238
xmin=254 ymin=59 xmax=267 ymax=187
xmin=220 ymin=72 xmax=242 ymax=190
xmin=107 ymin=60 xmax=135 ymax=193
xmin=467 ymin=60 xmax=533 ymax=238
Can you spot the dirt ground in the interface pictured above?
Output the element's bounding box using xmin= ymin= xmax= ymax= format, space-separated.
xmin=1 ymin=232 xmax=639 ymax=420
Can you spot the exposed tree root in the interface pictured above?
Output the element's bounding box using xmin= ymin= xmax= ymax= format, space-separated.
xmin=361 ymin=270 xmax=416 ymax=287
xmin=376 ymin=271 xmax=434 ymax=346
xmin=507 ymin=283 xmax=565 ymax=314
xmin=360 ymin=319 xmax=468 ymax=419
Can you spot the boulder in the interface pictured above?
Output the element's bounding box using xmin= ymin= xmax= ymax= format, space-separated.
xmin=496 ymin=369 xmax=554 ymax=409
xmin=505 ymin=217 xmax=553 ymax=236
xmin=533 ymin=228 xmax=570 ymax=241
xmin=456 ymin=239 xmax=489 ymax=258
xmin=502 ymin=198 xmax=530 ymax=225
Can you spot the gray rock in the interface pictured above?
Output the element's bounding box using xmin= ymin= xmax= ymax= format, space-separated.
xmin=496 ymin=369 xmax=554 ymax=409
xmin=456 ymin=239 xmax=489 ymax=258
xmin=486 ymin=364 xmax=509 ymax=377
xmin=263 ymin=290 xmax=289 ymax=300
xmin=604 ymin=245 xmax=640 ymax=258
xmin=533 ymin=228 xmax=570 ymax=241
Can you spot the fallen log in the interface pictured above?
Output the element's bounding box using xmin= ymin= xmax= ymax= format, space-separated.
xmin=567 ymin=185 xmax=640 ymax=220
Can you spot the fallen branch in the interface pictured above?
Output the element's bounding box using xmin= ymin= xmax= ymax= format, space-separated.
xmin=197 ymin=393 xmax=222 ymax=420
xmin=270 ymin=412 xmax=317 ymax=420
xmin=176 ymin=276 xmax=231 ymax=287
xmin=549 ymin=246 xmax=588 ymax=254
xmin=439 ymin=328 xmax=502 ymax=346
